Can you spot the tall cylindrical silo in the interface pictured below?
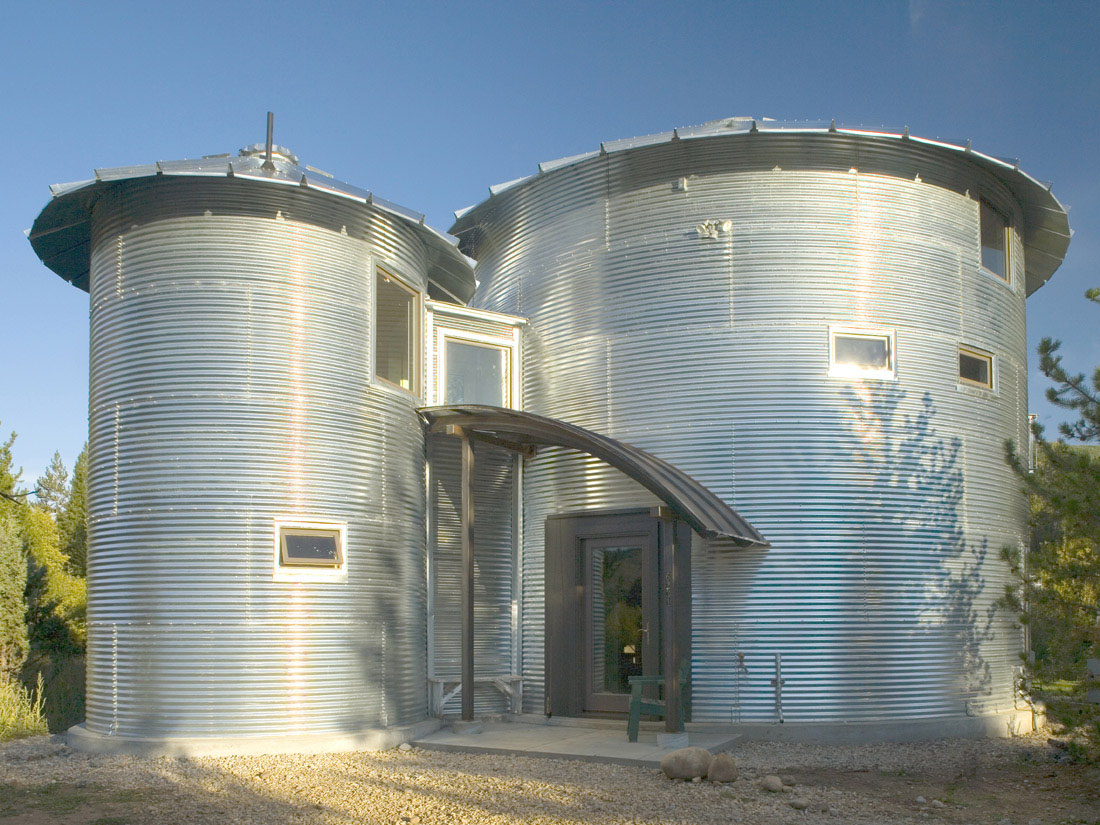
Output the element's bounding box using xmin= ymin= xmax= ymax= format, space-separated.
xmin=30 ymin=145 xmax=474 ymax=751
xmin=452 ymin=120 xmax=1070 ymax=731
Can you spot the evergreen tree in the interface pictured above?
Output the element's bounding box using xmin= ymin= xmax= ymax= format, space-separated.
xmin=0 ymin=429 xmax=28 ymax=678
xmin=58 ymin=446 xmax=87 ymax=577
xmin=35 ymin=452 xmax=69 ymax=517
xmin=1005 ymin=287 xmax=1100 ymax=753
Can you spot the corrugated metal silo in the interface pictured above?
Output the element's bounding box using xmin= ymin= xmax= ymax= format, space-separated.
xmin=451 ymin=119 xmax=1070 ymax=729
xmin=29 ymin=144 xmax=475 ymax=750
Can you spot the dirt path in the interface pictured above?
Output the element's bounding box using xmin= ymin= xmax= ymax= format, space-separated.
xmin=1 ymin=732 xmax=1097 ymax=824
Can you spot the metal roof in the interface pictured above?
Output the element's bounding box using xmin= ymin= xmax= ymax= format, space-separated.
xmin=419 ymin=404 xmax=768 ymax=547
xmin=29 ymin=146 xmax=477 ymax=303
xmin=452 ymin=117 xmax=1071 ymax=295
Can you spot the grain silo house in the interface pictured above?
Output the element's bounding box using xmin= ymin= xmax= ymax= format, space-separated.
xmin=27 ymin=118 xmax=1070 ymax=755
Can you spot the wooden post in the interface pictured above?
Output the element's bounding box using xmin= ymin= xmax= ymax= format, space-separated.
xmin=460 ymin=430 xmax=475 ymax=721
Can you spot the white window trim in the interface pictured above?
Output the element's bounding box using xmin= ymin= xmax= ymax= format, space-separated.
xmin=372 ymin=260 xmax=423 ymax=398
xmin=828 ymin=326 xmax=897 ymax=381
xmin=272 ymin=518 xmax=348 ymax=583
xmin=957 ymin=344 xmax=995 ymax=392
xmin=432 ymin=326 xmax=520 ymax=409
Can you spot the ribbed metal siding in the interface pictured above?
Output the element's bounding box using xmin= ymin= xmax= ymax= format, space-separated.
xmin=466 ymin=137 xmax=1029 ymax=722
xmin=427 ymin=436 xmax=516 ymax=714
xmin=85 ymin=178 xmax=429 ymax=739
xmin=425 ymin=305 xmax=521 ymax=715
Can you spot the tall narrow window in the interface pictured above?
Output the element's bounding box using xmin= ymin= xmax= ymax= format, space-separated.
xmin=958 ymin=346 xmax=994 ymax=390
xmin=375 ymin=269 xmax=419 ymax=393
xmin=829 ymin=327 xmax=896 ymax=380
xmin=443 ymin=339 xmax=511 ymax=407
xmin=980 ymin=201 xmax=1009 ymax=281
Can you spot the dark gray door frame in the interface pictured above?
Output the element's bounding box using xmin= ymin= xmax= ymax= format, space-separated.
xmin=545 ymin=507 xmax=691 ymax=729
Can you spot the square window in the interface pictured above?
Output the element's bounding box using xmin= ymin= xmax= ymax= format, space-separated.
xmin=829 ymin=328 xmax=895 ymax=380
xmin=958 ymin=346 xmax=994 ymax=390
xmin=980 ymin=201 xmax=1009 ymax=281
xmin=443 ymin=338 xmax=511 ymax=407
xmin=375 ymin=268 xmax=420 ymax=394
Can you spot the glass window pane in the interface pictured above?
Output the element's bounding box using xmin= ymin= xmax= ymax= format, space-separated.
xmin=444 ymin=340 xmax=508 ymax=406
xmin=980 ymin=201 xmax=1007 ymax=280
xmin=375 ymin=272 xmax=416 ymax=391
xmin=959 ymin=350 xmax=992 ymax=388
xmin=591 ymin=545 xmax=644 ymax=695
xmin=834 ymin=335 xmax=890 ymax=369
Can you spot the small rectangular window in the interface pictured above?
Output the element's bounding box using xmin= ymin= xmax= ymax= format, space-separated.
xmin=443 ymin=339 xmax=510 ymax=407
xmin=829 ymin=328 xmax=895 ymax=379
xmin=273 ymin=520 xmax=347 ymax=582
xmin=980 ymin=201 xmax=1009 ymax=281
xmin=375 ymin=268 xmax=419 ymax=394
xmin=958 ymin=346 xmax=994 ymax=390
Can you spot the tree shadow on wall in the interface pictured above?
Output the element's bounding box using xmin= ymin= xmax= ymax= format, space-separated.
xmin=837 ymin=385 xmax=997 ymax=714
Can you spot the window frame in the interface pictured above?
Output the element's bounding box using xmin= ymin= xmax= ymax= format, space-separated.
xmin=957 ymin=344 xmax=995 ymax=391
xmin=978 ymin=199 xmax=1011 ymax=285
xmin=272 ymin=518 xmax=348 ymax=583
xmin=434 ymin=326 xmax=519 ymax=409
xmin=372 ymin=263 xmax=423 ymax=397
xmin=828 ymin=326 xmax=897 ymax=381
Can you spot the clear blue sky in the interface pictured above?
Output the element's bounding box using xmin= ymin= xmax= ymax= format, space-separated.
xmin=2 ymin=0 xmax=1097 ymax=483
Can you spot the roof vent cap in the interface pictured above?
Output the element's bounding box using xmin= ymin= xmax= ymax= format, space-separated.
xmin=238 ymin=143 xmax=299 ymax=165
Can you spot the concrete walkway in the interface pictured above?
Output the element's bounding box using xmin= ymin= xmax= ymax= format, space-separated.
xmin=412 ymin=719 xmax=737 ymax=767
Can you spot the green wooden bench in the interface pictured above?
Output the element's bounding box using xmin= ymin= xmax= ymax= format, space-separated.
xmin=627 ymin=668 xmax=688 ymax=742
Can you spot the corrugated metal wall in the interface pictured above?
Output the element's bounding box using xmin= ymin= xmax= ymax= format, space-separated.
xmin=85 ymin=178 xmax=429 ymax=739
xmin=426 ymin=436 xmax=517 ymax=714
xmin=463 ymin=135 xmax=1029 ymax=722
xmin=425 ymin=303 xmax=522 ymax=715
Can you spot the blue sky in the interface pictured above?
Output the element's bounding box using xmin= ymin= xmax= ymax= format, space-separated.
xmin=2 ymin=0 xmax=1097 ymax=481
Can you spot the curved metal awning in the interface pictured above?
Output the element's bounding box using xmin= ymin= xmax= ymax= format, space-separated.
xmin=419 ymin=405 xmax=768 ymax=547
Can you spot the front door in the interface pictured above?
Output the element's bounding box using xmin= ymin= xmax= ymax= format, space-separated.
xmin=545 ymin=508 xmax=690 ymax=719
xmin=583 ymin=534 xmax=660 ymax=714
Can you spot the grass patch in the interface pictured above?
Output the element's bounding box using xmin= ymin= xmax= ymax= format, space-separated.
xmin=0 ymin=673 xmax=48 ymax=741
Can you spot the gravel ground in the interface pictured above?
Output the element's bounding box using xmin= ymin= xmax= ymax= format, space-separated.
xmin=1 ymin=732 xmax=1097 ymax=824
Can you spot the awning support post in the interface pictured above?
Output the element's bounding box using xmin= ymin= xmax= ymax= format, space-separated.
xmin=460 ymin=428 xmax=476 ymax=721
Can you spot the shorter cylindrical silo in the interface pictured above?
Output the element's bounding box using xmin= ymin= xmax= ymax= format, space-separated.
xmin=29 ymin=144 xmax=475 ymax=751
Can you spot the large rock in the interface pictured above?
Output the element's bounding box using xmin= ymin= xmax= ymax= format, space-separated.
xmin=707 ymin=752 xmax=739 ymax=783
xmin=660 ymin=747 xmax=714 ymax=780
xmin=761 ymin=775 xmax=784 ymax=792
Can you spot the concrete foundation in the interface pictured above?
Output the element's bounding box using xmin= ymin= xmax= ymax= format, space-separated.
xmin=65 ymin=718 xmax=442 ymax=758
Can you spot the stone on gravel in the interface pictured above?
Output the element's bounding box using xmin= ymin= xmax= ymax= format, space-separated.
xmin=790 ymin=798 xmax=810 ymax=810
xmin=761 ymin=774 xmax=784 ymax=792
xmin=930 ymin=799 xmax=945 ymax=808
xmin=780 ymin=774 xmax=796 ymax=786
xmin=660 ymin=747 xmax=713 ymax=780
xmin=915 ymin=796 xmax=926 ymax=804
xmin=398 ymin=743 xmax=412 ymax=752
xmin=707 ymin=752 xmax=739 ymax=783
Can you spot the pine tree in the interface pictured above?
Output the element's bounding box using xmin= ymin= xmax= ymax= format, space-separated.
xmin=0 ymin=429 xmax=28 ymax=678
xmin=34 ymin=452 xmax=69 ymax=517
xmin=1005 ymin=287 xmax=1100 ymax=754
